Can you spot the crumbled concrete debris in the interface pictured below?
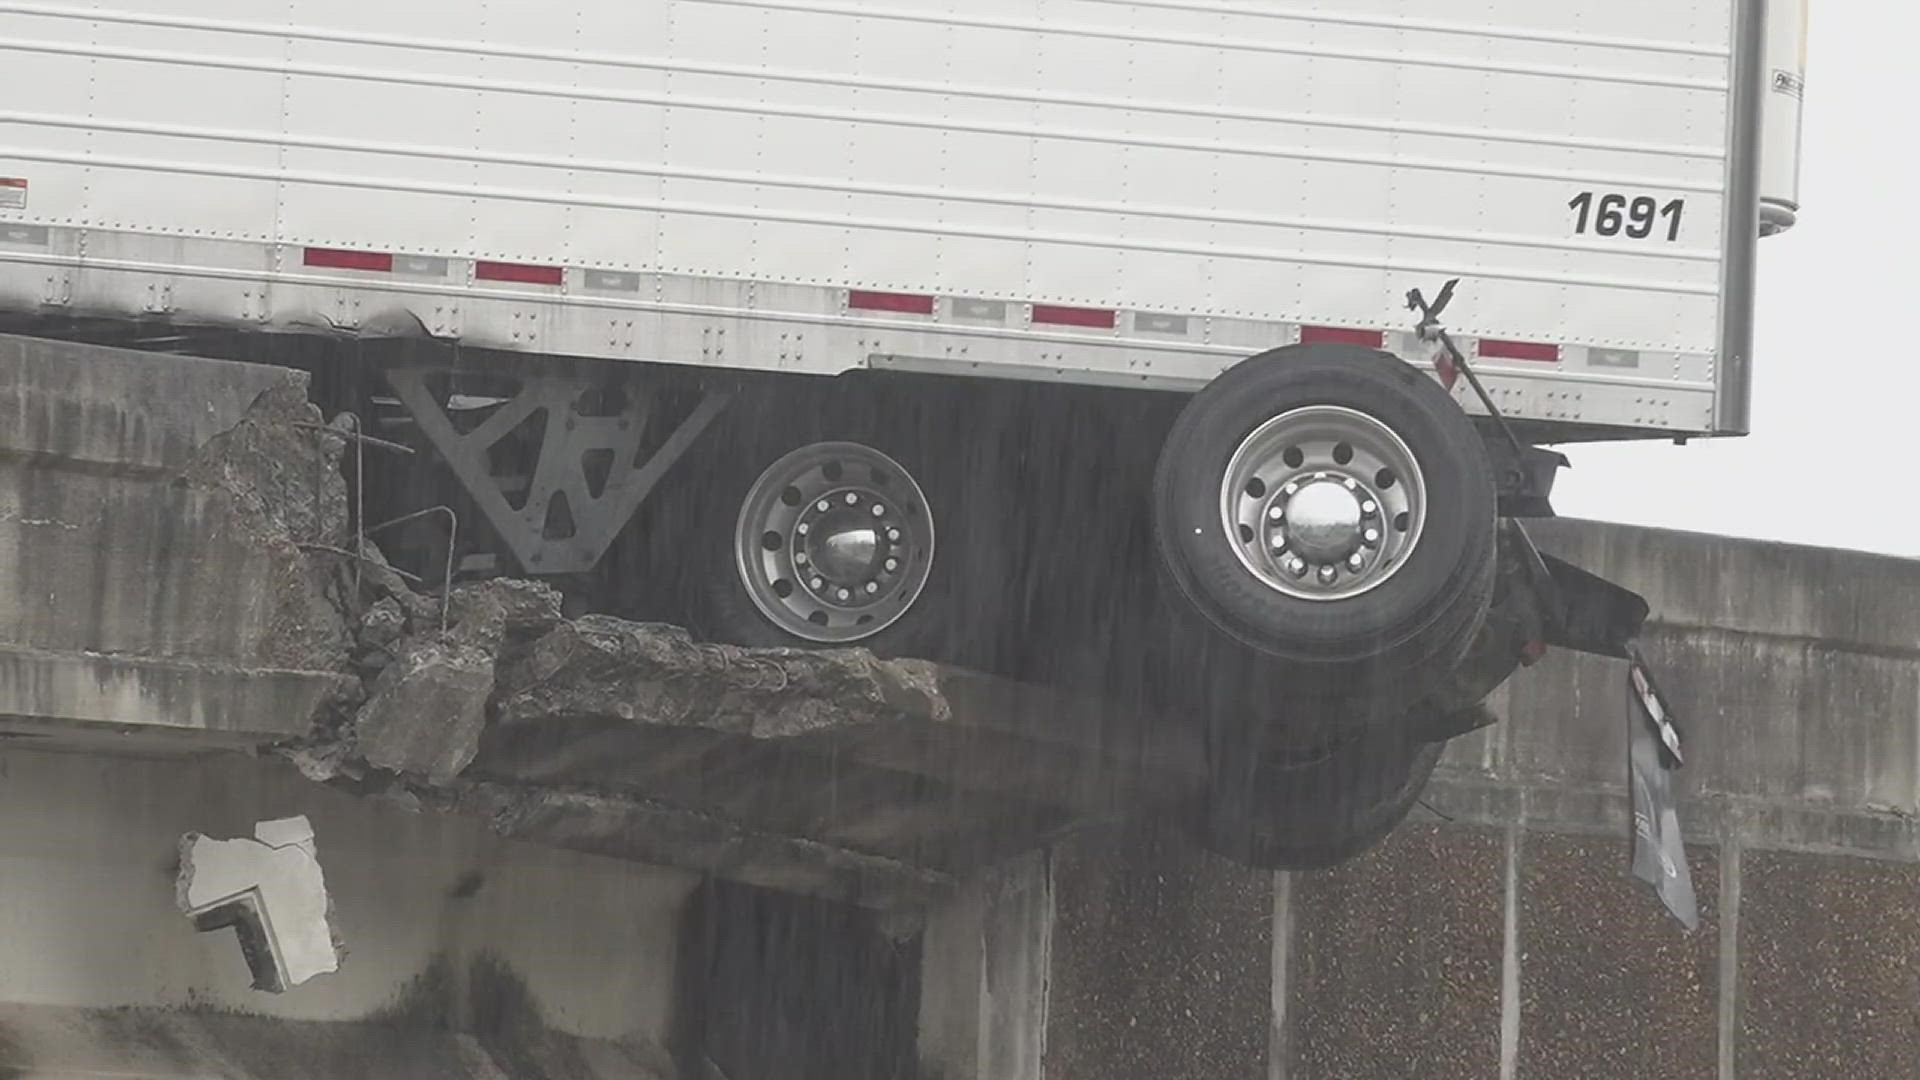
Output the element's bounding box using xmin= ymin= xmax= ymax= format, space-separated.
xmin=359 ymin=597 xmax=406 ymax=655
xmin=315 ymin=567 xmax=952 ymax=789
xmin=494 ymin=616 xmax=949 ymax=738
xmin=181 ymin=384 xmax=356 ymax=674
xmin=446 ymin=578 xmax=565 ymax=645
xmin=177 ymin=815 xmax=344 ymax=992
xmin=344 ymin=579 xmax=569 ymax=783
xmin=181 ymin=384 xmax=349 ymax=550
xmin=281 ymin=740 xmax=361 ymax=786
xmin=353 ymin=635 xmax=497 ymax=784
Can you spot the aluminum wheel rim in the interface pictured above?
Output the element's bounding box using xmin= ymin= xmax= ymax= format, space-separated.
xmin=735 ymin=441 xmax=935 ymax=643
xmin=1219 ymin=405 xmax=1427 ymax=602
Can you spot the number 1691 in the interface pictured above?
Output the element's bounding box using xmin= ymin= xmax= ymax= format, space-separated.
xmin=1569 ymin=192 xmax=1684 ymax=241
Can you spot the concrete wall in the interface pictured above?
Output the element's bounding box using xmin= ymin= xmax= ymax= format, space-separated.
xmin=0 ymin=745 xmax=698 ymax=1078
xmin=0 ymin=335 xmax=354 ymax=742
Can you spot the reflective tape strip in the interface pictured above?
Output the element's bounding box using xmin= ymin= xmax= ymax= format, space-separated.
xmin=475 ymin=260 xmax=563 ymax=286
xmin=393 ymin=255 xmax=448 ymax=278
xmin=849 ymin=289 xmax=935 ymax=315
xmin=585 ymin=270 xmax=642 ymax=292
xmin=0 ymin=224 xmax=49 ymax=246
xmin=1300 ymin=326 xmax=1384 ymax=348
xmin=952 ymin=298 xmax=1008 ymax=322
xmin=1032 ymin=304 xmax=1115 ymax=329
xmin=304 ymin=247 xmax=392 ymax=272
xmin=1135 ymin=312 xmax=1191 ymax=336
xmin=1478 ymin=338 xmax=1561 ymax=362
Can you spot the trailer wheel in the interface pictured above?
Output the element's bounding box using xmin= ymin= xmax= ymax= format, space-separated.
xmin=1194 ymin=725 xmax=1443 ymax=871
xmin=670 ymin=377 xmax=1019 ymax=669
xmin=729 ymin=439 xmax=939 ymax=646
xmin=1153 ymin=343 xmax=1496 ymax=701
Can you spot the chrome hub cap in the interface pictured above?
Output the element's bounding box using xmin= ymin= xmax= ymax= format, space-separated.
xmin=1283 ymin=480 xmax=1365 ymax=564
xmin=1220 ymin=405 xmax=1427 ymax=602
xmin=735 ymin=442 xmax=934 ymax=643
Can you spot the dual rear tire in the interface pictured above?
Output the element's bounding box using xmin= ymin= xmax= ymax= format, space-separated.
xmin=1153 ymin=343 xmax=1498 ymax=706
xmin=1154 ymin=343 xmax=1499 ymax=867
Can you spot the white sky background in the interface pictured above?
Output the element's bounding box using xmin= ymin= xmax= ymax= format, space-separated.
xmin=1554 ymin=2 xmax=1916 ymax=556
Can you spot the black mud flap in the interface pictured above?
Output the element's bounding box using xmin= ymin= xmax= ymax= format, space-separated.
xmin=1627 ymin=648 xmax=1697 ymax=931
xmin=1512 ymin=530 xmax=1651 ymax=659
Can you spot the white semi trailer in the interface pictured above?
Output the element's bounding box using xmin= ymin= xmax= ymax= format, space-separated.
xmin=0 ymin=0 xmax=1807 ymax=867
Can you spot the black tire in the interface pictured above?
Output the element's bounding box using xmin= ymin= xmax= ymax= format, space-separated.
xmin=664 ymin=375 xmax=1022 ymax=671
xmin=1152 ymin=343 xmax=1497 ymax=703
xmin=1193 ymin=724 xmax=1444 ymax=871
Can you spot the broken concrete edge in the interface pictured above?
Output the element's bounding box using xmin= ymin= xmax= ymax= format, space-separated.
xmin=176 ymin=816 xmax=346 ymax=992
xmin=177 ymin=379 xmax=360 ymax=676
xmin=0 ymin=332 xmax=314 ymax=471
xmin=301 ymin=569 xmax=964 ymax=785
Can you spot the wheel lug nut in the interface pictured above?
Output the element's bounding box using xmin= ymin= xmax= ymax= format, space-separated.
xmin=1343 ymin=478 xmax=1359 ymax=492
xmin=837 ymin=587 xmax=852 ymax=601
xmin=887 ymin=528 xmax=902 ymax=542
xmin=1318 ymin=565 xmax=1338 ymax=584
xmin=1267 ymin=505 xmax=1284 ymax=522
xmin=865 ymin=582 xmax=880 ymax=594
xmin=1285 ymin=555 xmax=1307 ymax=577
xmin=1347 ymin=552 xmax=1366 ymax=572
xmin=810 ymin=577 xmax=825 ymax=590
xmin=797 ymin=523 xmax=811 ymax=536
xmin=884 ymin=557 xmax=899 ymax=572
xmin=816 ymin=499 xmax=832 ymax=512
xmin=1282 ymin=482 xmax=1300 ymax=497
xmin=845 ymin=492 xmax=860 ymax=506
xmin=1361 ymin=500 xmax=1378 ymax=517
xmin=871 ymin=503 xmax=886 ymax=517
xmin=1271 ymin=536 xmax=1287 ymax=552
xmin=795 ymin=551 xmax=809 ymax=565
xmin=1364 ymin=527 xmax=1381 ymax=545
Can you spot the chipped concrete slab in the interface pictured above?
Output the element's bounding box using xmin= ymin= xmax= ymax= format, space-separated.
xmin=492 ymin=616 xmax=948 ymax=738
xmin=0 ymin=335 xmax=357 ymax=746
xmin=354 ymin=637 xmax=498 ymax=784
xmin=178 ymin=816 xmax=344 ymax=992
xmin=0 ymin=648 xmax=356 ymax=738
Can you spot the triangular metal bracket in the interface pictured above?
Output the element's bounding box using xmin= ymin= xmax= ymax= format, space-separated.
xmin=385 ymin=366 xmax=729 ymax=575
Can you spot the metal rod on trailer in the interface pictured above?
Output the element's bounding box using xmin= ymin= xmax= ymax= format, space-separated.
xmin=1405 ymin=279 xmax=1528 ymax=462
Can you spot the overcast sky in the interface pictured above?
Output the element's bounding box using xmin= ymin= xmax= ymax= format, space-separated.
xmin=1554 ymin=2 xmax=1913 ymax=557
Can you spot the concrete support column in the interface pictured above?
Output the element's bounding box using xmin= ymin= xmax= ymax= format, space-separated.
xmin=917 ymin=851 xmax=1052 ymax=1080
